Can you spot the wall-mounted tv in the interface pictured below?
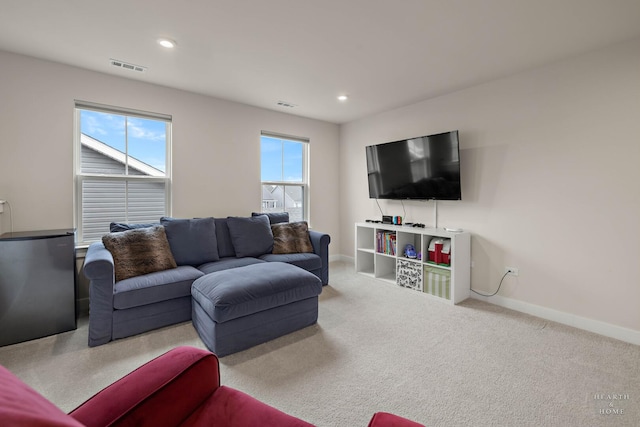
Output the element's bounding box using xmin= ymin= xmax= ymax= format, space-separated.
xmin=366 ymin=130 xmax=461 ymax=200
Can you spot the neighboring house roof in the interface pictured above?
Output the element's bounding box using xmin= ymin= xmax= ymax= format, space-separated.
xmin=262 ymin=184 xmax=300 ymax=207
xmin=80 ymin=133 xmax=164 ymax=177
xmin=262 ymin=185 xmax=276 ymax=201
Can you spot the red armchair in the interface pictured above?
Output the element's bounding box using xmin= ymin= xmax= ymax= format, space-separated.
xmin=0 ymin=346 xmax=423 ymax=427
xmin=369 ymin=412 xmax=425 ymax=427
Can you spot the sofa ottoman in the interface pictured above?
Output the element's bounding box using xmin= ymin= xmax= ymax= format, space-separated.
xmin=191 ymin=262 xmax=323 ymax=357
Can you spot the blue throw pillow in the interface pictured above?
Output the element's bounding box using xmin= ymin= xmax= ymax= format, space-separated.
xmin=160 ymin=217 xmax=219 ymax=265
xmin=251 ymin=212 xmax=289 ymax=224
xmin=227 ymin=215 xmax=274 ymax=258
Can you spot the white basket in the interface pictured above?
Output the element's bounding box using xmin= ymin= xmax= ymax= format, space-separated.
xmin=397 ymin=259 xmax=423 ymax=291
xmin=424 ymin=265 xmax=451 ymax=300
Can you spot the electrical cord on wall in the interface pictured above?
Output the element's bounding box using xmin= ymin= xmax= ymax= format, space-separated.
xmin=471 ymin=270 xmax=509 ymax=297
xmin=0 ymin=200 xmax=13 ymax=234
xmin=375 ymin=198 xmax=384 ymax=216
xmin=400 ymin=200 xmax=406 ymax=221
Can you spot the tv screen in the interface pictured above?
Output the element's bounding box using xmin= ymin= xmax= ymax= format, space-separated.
xmin=366 ymin=130 xmax=461 ymax=200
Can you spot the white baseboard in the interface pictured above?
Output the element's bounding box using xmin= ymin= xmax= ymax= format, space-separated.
xmin=330 ymin=254 xmax=353 ymax=263
xmin=470 ymin=293 xmax=640 ymax=346
xmin=333 ymin=254 xmax=639 ymax=345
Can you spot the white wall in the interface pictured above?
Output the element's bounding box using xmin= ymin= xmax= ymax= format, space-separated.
xmin=0 ymin=51 xmax=341 ymax=305
xmin=339 ymin=38 xmax=640 ymax=335
xmin=2 ymin=38 xmax=639 ymax=339
xmin=0 ymin=50 xmax=340 ymax=238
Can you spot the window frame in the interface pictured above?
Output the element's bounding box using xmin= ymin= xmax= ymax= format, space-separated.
xmin=260 ymin=132 xmax=309 ymax=223
xmin=73 ymin=101 xmax=172 ymax=247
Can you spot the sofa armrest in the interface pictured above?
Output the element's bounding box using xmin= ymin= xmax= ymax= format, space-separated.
xmin=83 ymin=242 xmax=117 ymax=347
xmin=368 ymin=412 xmax=424 ymax=427
xmin=83 ymin=242 xmax=115 ymax=280
xmin=69 ymin=347 xmax=220 ymax=427
xmin=308 ymin=230 xmax=330 ymax=285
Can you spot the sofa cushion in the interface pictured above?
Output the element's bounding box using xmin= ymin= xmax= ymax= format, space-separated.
xmin=191 ymin=262 xmax=322 ymax=323
xmin=102 ymin=226 xmax=177 ymax=282
xmin=214 ymin=218 xmax=236 ymax=258
xmin=198 ymin=257 xmax=265 ymax=275
xmin=113 ymin=266 xmax=204 ymax=309
xmin=161 ymin=217 xmax=219 ymax=265
xmin=251 ymin=212 xmax=289 ymax=224
xmin=271 ymin=221 xmax=314 ymax=254
xmin=259 ymin=253 xmax=322 ymax=272
xmin=226 ymin=215 xmax=273 ymax=258
xmin=110 ymin=222 xmax=160 ymax=232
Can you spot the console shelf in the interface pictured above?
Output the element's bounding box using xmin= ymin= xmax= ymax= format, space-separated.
xmin=355 ymin=222 xmax=470 ymax=304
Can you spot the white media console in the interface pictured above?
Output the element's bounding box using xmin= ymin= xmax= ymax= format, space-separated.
xmin=355 ymin=222 xmax=471 ymax=304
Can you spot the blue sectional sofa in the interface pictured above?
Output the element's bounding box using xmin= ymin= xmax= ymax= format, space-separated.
xmin=83 ymin=213 xmax=330 ymax=347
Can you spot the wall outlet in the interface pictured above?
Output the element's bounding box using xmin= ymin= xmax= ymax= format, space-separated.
xmin=505 ymin=266 xmax=519 ymax=276
xmin=0 ymin=200 xmax=5 ymax=214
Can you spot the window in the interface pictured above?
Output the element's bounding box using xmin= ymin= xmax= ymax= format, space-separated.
xmin=74 ymin=102 xmax=171 ymax=245
xmin=260 ymin=133 xmax=308 ymax=223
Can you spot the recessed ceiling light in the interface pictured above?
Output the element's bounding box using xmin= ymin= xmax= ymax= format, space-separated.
xmin=337 ymin=95 xmax=348 ymax=102
xmin=158 ymin=38 xmax=176 ymax=48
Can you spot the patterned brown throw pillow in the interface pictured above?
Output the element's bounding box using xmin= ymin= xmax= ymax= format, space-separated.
xmin=271 ymin=221 xmax=314 ymax=254
xmin=102 ymin=225 xmax=177 ymax=282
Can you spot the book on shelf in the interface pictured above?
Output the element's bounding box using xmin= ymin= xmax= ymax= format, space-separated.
xmin=376 ymin=230 xmax=396 ymax=256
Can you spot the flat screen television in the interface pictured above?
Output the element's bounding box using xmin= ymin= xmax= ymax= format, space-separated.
xmin=366 ymin=130 xmax=461 ymax=200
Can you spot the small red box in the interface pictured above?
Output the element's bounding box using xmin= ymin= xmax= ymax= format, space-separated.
xmin=428 ymin=238 xmax=451 ymax=266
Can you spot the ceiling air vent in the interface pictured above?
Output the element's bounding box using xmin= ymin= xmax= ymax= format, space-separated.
xmin=110 ymin=59 xmax=147 ymax=73
xmin=277 ymin=100 xmax=297 ymax=108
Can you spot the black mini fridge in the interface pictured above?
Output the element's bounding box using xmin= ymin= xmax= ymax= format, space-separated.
xmin=0 ymin=229 xmax=77 ymax=346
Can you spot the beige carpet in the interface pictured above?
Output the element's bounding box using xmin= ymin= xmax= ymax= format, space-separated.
xmin=1 ymin=261 xmax=638 ymax=426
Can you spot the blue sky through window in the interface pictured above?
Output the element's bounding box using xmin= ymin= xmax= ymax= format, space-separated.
xmin=260 ymin=135 xmax=303 ymax=182
xmin=80 ymin=109 xmax=167 ymax=173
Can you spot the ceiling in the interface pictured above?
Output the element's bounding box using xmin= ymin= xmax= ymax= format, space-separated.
xmin=2 ymin=1 xmax=640 ymax=124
